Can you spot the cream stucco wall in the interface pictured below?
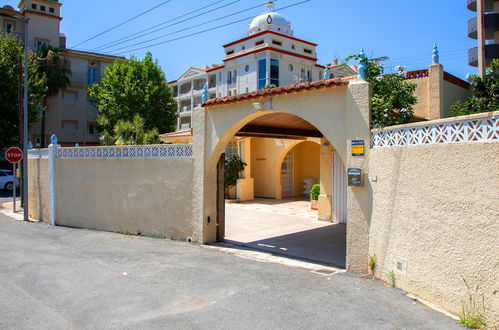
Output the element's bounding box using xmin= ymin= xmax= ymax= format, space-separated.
xmin=442 ymin=80 xmax=472 ymax=118
xmin=194 ymin=80 xmax=372 ymax=273
xmin=369 ymin=142 xmax=499 ymax=323
xmin=28 ymin=155 xmax=50 ymax=223
xmin=410 ymin=77 xmax=429 ymax=119
xmin=54 ymin=158 xmax=195 ymax=239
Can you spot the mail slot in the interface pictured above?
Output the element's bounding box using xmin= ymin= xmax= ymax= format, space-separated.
xmin=347 ymin=168 xmax=363 ymax=187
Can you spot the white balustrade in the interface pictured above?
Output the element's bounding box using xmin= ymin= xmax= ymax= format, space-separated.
xmin=372 ymin=114 xmax=498 ymax=148
xmin=56 ymin=144 xmax=193 ymax=158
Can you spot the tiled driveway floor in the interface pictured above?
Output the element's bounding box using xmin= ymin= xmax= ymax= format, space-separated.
xmin=225 ymin=197 xmax=346 ymax=267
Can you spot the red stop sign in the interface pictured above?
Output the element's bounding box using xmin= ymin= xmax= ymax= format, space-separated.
xmin=5 ymin=147 xmax=23 ymax=163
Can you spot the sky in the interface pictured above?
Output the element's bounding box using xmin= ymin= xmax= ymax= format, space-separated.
xmin=3 ymin=0 xmax=477 ymax=80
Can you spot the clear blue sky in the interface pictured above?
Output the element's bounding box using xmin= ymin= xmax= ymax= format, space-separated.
xmin=4 ymin=0 xmax=477 ymax=80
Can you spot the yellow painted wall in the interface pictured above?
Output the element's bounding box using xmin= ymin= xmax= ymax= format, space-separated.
xmin=291 ymin=141 xmax=320 ymax=196
xmin=250 ymin=138 xmax=294 ymax=198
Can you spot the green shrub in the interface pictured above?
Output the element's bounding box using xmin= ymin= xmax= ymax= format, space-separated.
xmin=450 ymin=59 xmax=498 ymax=117
xmin=310 ymin=184 xmax=320 ymax=201
xmin=344 ymin=54 xmax=417 ymax=129
xmin=224 ymin=155 xmax=246 ymax=188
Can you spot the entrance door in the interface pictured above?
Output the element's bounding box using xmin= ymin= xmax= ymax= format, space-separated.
xmin=332 ymin=151 xmax=347 ymax=223
xmin=281 ymin=151 xmax=293 ymax=197
xmin=216 ymin=153 xmax=225 ymax=241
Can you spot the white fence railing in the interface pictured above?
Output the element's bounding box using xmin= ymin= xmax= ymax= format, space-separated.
xmin=55 ymin=144 xmax=193 ymax=159
xmin=372 ymin=113 xmax=498 ymax=148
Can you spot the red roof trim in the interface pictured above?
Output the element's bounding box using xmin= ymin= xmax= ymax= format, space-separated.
xmin=224 ymin=46 xmax=317 ymax=63
xmin=223 ymin=30 xmax=318 ymax=48
xmin=315 ymin=64 xmax=325 ymax=69
xmin=167 ymin=80 xmax=177 ymax=84
xmin=203 ymin=77 xmax=353 ymax=108
xmin=443 ymin=72 xmax=470 ymax=89
xmin=206 ymin=65 xmax=225 ymax=73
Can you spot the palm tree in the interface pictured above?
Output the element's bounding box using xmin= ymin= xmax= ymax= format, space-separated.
xmin=37 ymin=45 xmax=71 ymax=147
xmin=111 ymin=114 xmax=160 ymax=145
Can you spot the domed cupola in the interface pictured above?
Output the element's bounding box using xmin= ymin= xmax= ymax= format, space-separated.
xmin=247 ymin=1 xmax=293 ymax=36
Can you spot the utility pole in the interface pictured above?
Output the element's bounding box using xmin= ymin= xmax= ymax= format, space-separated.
xmin=477 ymin=0 xmax=486 ymax=77
xmin=22 ymin=18 xmax=29 ymax=222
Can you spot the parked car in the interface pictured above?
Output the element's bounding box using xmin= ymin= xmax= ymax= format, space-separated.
xmin=0 ymin=170 xmax=20 ymax=191
xmin=0 ymin=157 xmax=11 ymax=170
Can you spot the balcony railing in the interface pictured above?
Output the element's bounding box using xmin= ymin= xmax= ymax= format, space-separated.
xmin=180 ymin=105 xmax=191 ymax=113
xmin=180 ymin=123 xmax=191 ymax=130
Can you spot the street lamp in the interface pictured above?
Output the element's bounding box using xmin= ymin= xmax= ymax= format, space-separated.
xmin=20 ymin=16 xmax=29 ymax=222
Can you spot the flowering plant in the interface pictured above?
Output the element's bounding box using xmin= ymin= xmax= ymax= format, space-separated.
xmin=344 ymin=55 xmax=417 ymax=128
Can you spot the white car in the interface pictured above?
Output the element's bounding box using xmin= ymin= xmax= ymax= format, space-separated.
xmin=0 ymin=169 xmax=20 ymax=191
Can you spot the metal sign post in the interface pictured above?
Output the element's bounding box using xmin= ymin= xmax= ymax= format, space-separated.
xmin=12 ymin=162 xmax=16 ymax=213
xmin=5 ymin=147 xmax=23 ymax=215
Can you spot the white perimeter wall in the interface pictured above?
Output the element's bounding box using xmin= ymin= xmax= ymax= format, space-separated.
xmin=369 ymin=141 xmax=498 ymax=323
xmin=54 ymin=158 xmax=195 ymax=240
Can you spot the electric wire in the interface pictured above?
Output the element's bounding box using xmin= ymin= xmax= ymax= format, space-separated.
xmin=110 ymin=0 xmax=310 ymax=55
xmin=104 ymin=0 xmax=277 ymax=54
xmin=71 ymin=0 xmax=174 ymax=48
xmin=91 ymin=0 xmax=239 ymax=52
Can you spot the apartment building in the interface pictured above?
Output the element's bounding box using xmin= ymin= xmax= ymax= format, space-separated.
xmin=467 ymin=0 xmax=499 ymax=73
xmin=168 ymin=1 xmax=355 ymax=130
xmin=0 ymin=0 xmax=123 ymax=146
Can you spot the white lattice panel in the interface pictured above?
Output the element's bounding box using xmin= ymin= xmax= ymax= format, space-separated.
xmin=56 ymin=145 xmax=193 ymax=159
xmin=372 ymin=116 xmax=498 ymax=148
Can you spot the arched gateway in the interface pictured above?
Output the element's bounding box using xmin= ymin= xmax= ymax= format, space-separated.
xmin=192 ymin=77 xmax=372 ymax=272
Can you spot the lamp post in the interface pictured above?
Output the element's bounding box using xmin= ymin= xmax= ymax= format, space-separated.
xmin=22 ymin=17 xmax=29 ymax=222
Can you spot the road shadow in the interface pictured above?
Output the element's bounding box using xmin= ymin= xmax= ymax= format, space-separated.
xmin=224 ymin=224 xmax=346 ymax=268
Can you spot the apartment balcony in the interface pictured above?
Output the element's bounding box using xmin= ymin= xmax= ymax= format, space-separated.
xmin=468 ymin=13 xmax=499 ymax=39
xmin=467 ymin=0 xmax=495 ymax=12
xmin=468 ymin=44 xmax=499 ymax=67
xmin=180 ymin=123 xmax=191 ymax=130
xmin=179 ymin=105 xmax=192 ymax=116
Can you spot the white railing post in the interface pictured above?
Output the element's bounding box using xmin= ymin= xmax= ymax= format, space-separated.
xmin=48 ymin=134 xmax=60 ymax=225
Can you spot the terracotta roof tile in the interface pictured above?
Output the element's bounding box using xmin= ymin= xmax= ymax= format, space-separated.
xmin=159 ymin=129 xmax=192 ymax=138
xmin=203 ymin=77 xmax=353 ymax=107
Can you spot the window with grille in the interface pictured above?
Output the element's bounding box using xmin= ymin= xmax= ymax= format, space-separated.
xmin=225 ymin=142 xmax=238 ymax=157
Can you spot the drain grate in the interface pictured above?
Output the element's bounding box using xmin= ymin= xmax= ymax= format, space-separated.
xmin=311 ymin=268 xmax=338 ymax=276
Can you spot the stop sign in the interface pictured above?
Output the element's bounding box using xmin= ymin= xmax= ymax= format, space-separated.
xmin=5 ymin=147 xmax=23 ymax=163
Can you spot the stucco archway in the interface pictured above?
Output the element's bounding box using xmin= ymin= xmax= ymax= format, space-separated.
xmin=274 ymin=139 xmax=321 ymax=200
xmin=192 ymin=79 xmax=372 ymax=273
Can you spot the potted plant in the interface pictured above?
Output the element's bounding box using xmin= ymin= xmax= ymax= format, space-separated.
xmin=224 ymin=155 xmax=246 ymax=200
xmin=310 ymin=184 xmax=320 ymax=210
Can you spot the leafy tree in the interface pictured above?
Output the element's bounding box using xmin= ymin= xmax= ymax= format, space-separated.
xmin=224 ymin=155 xmax=246 ymax=189
xmin=450 ymin=59 xmax=499 ymax=117
xmin=88 ymin=52 xmax=177 ymax=145
xmin=102 ymin=114 xmax=160 ymax=145
xmin=344 ymin=54 xmax=417 ymax=129
xmin=0 ymin=33 xmax=46 ymax=150
xmin=37 ymin=45 xmax=71 ymax=148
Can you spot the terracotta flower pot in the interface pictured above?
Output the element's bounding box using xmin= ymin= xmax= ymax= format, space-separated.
xmin=310 ymin=199 xmax=318 ymax=210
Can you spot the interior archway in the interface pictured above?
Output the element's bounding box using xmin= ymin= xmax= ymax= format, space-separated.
xmin=210 ymin=112 xmax=347 ymax=267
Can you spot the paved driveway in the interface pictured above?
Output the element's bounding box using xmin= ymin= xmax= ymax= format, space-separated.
xmin=225 ymin=198 xmax=346 ymax=267
xmin=0 ymin=213 xmax=462 ymax=330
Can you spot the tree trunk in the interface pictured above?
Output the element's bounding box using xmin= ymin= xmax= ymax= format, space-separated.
xmin=40 ymin=100 xmax=47 ymax=148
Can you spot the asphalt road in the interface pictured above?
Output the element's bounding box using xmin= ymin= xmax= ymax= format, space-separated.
xmin=0 ymin=213 xmax=463 ymax=330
